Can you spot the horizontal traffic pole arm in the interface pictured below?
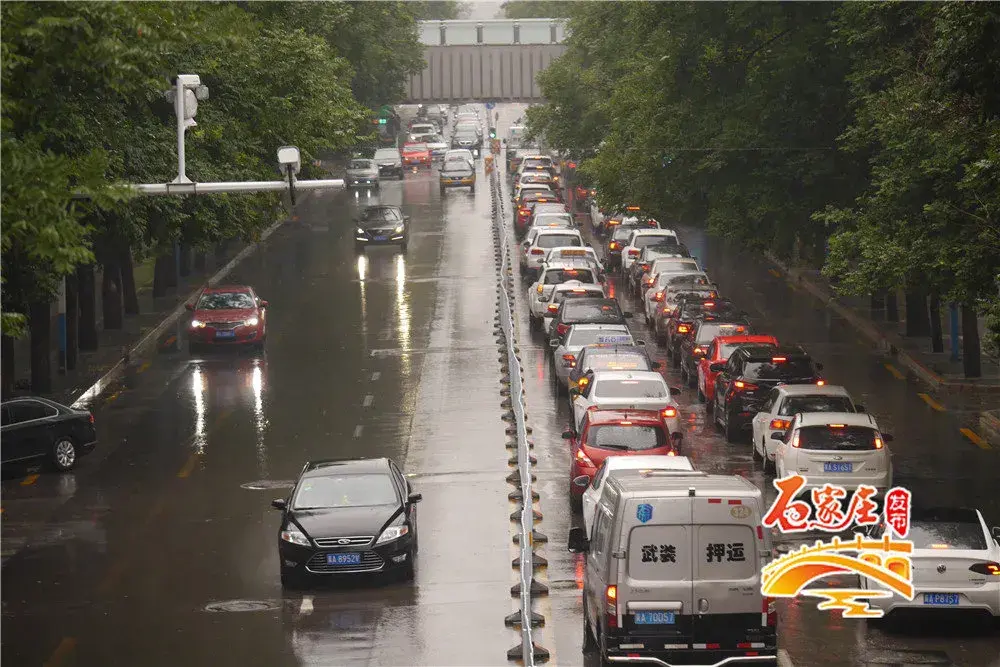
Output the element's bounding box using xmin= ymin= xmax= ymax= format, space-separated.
xmin=127 ymin=179 xmax=344 ymax=196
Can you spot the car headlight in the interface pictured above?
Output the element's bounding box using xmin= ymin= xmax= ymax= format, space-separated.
xmin=393 ymin=224 xmax=404 ymax=233
xmin=375 ymin=524 xmax=409 ymax=545
xmin=244 ymin=316 xmax=259 ymax=327
xmin=280 ymin=528 xmax=311 ymax=547
xmin=356 ymin=227 xmax=366 ymax=235
xmin=190 ymin=319 xmax=206 ymax=328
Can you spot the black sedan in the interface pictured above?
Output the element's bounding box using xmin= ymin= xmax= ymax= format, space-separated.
xmin=271 ymin=457 xmax=422 ymax=588
xmin=354 ymin=205 xmax=410 ymax=253
xmin=1 ymin=396 xmax=97 ymax=471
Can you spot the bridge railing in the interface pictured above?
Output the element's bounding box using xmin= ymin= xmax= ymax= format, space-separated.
xmin=418 ymin=19 xmax=567 ymax=46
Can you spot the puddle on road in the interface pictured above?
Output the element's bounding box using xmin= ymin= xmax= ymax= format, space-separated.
xmin=204 ymin=600 xmax=281 ymax=613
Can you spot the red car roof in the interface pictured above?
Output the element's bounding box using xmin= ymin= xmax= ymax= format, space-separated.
xmin=584 ymin=408 xmax=665 ymax=427
xmin=710 ymin=335 xmax=778 ymax=357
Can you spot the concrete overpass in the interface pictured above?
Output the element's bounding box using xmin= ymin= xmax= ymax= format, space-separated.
xmin=402 ymin=19 xmax=567 ymax=105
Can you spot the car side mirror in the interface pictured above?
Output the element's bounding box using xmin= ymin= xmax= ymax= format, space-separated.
xmin=260 ymin=300 xmax=269 ymax=308
xmin=623 ymin=311 xmax=634 ymax=318
xmin=816 ymin=362 xmax=825 ymax=371
xmin=572 ymin=474 xmax=590 ymax=489
xmin=651 ymin=361 xmax=663 ymax=370
xmin=408 ymin=492 xmax=423 ymax=504
xmin=568 ymin=526 xmax=590 ymax=553
xmin=854 ymin=403 xmax=865 ymax=412
xmin=993 ymin=526 xmax=1000 ymax=542
xmin=404 ymin=215 xmax=411 ymax=222
xmin=770 ymin=432 xmax=785 ymax=440
xmin=882 ymin=433 xmax=894 ymax=442
xmin=549 ymin=339 xmax=560 ymax=348
xmin=185 ymin=303 xmax=195 ymax=311
xmin=271 ymin=498 xmax=287 ymax=511
xmin=669 ymin=387 xmax=682 ymax=396
xmin=562 ymin=429 xmax=576 ymax=439
xmin=709 ymin=362 xmax=725 ymax=373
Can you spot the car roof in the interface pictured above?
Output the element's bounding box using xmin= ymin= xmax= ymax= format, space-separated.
xmin=590 ymin=370 xmax=665 ymax=382
xmin=302 ymin=457 xmax=391 ymax=478
xmin=204 ymin=284 xmax=251 ymax=293
xmin=564 ymin=297 xmax=617 ymax=308
xmin=604 ymin=455 xmax=695 ymax=471
xmin=777 ymin=384 xmax=851 ymax=397
xmin=535 ymin=228 xmax=581 ymax=236
xmin=585 ymin=409 xmax=666 ymax=425
xmin=794 ymin=412 xmax=876 ymax=427
xmin=569 ymin=323 xmax=630 ymax=333
xmin=609 ymin=471 xmax=759 ymax=496
xmin=542 ymin=259 xmax=598 ymax=270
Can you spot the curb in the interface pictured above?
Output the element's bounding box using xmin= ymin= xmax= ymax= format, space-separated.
xmin=777 ymin=649 xmax=794 ymax=667
xmin=763 ymin=252 xmax=1000 ymax=394
xmin=71 ymin=214 xmax=289 ymax=409
xmin=979 ymin=410 xmax=1000 ymax=448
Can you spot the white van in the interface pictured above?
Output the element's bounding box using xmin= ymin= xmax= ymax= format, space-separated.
xmin=570 ymin=471 xmax=778 ymax=666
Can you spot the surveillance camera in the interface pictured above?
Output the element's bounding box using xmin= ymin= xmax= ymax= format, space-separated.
xmin=176 ymin=74 xmax=201 ymax=87
xmin=277 ymin=146 xmax=301 ymax=175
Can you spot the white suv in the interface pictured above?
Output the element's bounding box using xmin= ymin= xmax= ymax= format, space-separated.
xmin=773 ymin=412 xmax=893 ymax=493
xmin=620 ymin=229 xmax=679 ymax=273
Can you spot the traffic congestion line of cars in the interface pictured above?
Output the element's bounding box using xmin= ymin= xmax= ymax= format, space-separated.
xmin=511 ymin=153 xmax=1000 ymax=665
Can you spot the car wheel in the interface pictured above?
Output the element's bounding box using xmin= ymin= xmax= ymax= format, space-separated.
xmin=582 ymin=600 xmax=598 ymax=651
xmin=724 ymin=409 xmax=739 ymax=443
xmin=51 ymin=436 xmax=77 ymax=471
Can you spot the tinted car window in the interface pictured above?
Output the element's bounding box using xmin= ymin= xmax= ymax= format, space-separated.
xmin=795 ymin=426 xmax=879 ymax=451
xmin=536 ymin=234 xmax=582 ymax=249
xmin=544 ymin=268 xmax=596 ymax=284
xmin=563 ymin=301 xmax=624 ymax=323
xmin=566 ymin=328 xmax=633 ymax=346
xmin=198 ymin=292 xmax=255 ymax=310
xmin=595 ymin=379 xmax=667 ymax=398
xmin=293 ymin=474 xmax=398 ymax=509
xmin=907 ymin=521 xmax=988 ymax=550
xmin=586 ymin=354 xmax=650 ymax=372
xmin=7 ymin=401 xmax=57 ymax=423
xmin=778 ymin=395 xmax=854 ymax=416
xmin=534 ymin=214 xmax=573 ymax=226
xmin=588 ymin=425 xmax=666 ymax=451
xmin=374 ymin=149 xmax=399 ymax=160
xmin=745 ymin=359 xmax=815 ymax=381
xmin=695 ymin=322 xmax=749 ymax=343
xmin=553 ymin=289 xmax=604 ymax=304
xmin=634 ymin=235 xmax=676 ymax=249
xmin=361 ymin=207 xmax=402 ymax=222
xmin=720 ymin=341 xmax=772 ymax=358
xmin=349 ymin=160 xmax=373 ymax=169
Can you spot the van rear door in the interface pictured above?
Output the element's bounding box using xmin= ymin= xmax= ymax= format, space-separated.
xmin=691 ymin=495 xmax=774 ymax=650
xmin=620 ymin=497 xmax=694 ymax=646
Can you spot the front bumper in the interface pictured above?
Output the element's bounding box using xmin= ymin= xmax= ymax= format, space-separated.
xmin=440 ymin=177 xmax=475 ymax=187
xmin=403 ymin=158 xmax=431 ymax=167
xmin=357 ymin=233 xmax=406 ymax=246
xmin=190 ymin=325 xmax=263 ymax=345
xmin=347 ymin=177 xmax=379 ymax=187
xmin=279 ymin=534 xmax=415 ymax=577
xmin=378 ymin=165 xmax=402 ymax=176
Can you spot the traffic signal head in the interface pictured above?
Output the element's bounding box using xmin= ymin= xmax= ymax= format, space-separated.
xmin=489 ymin=128 xmax=497 ymax=139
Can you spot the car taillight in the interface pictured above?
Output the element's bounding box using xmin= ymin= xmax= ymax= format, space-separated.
xmin=873 ymin=436 xmax=883 ymax=450
xmin=816 ymin=379 xmax=826 ymax=386
xmin=518 ymin=208 xmax=529 ymax=216
xmin=605 ymin=585 xmax=618 ymax=629
xmin=733 ymin=380 xmax=759 ymax=391
xmin=654 ymin=291 xmax=665 ymax=302
xmin=644 ymin=277 xmax=655 ymax=286
xmin=547 ymin=303 xmax=559 ymax=313
xmin=609 ymin=242 xmax=619 ymax=250
xmin=562 ymin=354 xmax=577 ymax=367
xmin=763 ymin=596 xmax=777 ymax=627
xmin=88 ymin=413 xmax=95 ymax=424
xmin=693 ymin=347 xmax=705 ymax=355
xmin=628 ymin=249 xmax=640 ymax=257
xmin=969 ymin=562 xmax=1000 ymax=576
xmin=661 ymin=407 xmax=677 ymax=419
xmin=556 ymin=323 xmax=569 ymax=336
xmin=790 ymin=432 xmax=801 ymax=448
xmin=640 ymin=263 xmax=650 ymax=272
xmin=530 ymin=248 xmax=546 ymax=255
xmin=677 ymin=324 xmax=690 ymax=333
xmin=577 ymin=377 xmax=589 ymax=388
xmin=769 ymin=419 xmax=791 ymax=430
xmin=576 ymin=448 xmax=595 ymax=467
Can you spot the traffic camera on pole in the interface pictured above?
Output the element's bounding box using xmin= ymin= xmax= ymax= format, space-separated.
xmin=164 ymin=74 xmax=210 ymax=184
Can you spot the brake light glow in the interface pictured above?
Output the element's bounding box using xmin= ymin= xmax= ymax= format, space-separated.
xmin=736 ymin=326 xmax=746 ymax=333
xmin=628 ymin=249 xmax=640 ymax=257
xmin=605 ymin=585 xmax=618 ymax=628
xmin=626 ymin=206 xmax=640 ymax=211
xmin=576 ymin=448 xmax=595 ymax=467
xmin=791 ymin=432 xmax=800 ymax=448
xmin=693 ymin=347 xmax=705 ymax=355
xmin=733 ymin=381 xmax=758 ymax=390
xmin=571 ymin=289 xmax=588 ymax=293
xmin=829 ymin=424 xmax=845 ymax=428
xmin=816 ymin=379 xmax=826 ymax=386
xmin=562 ymin=354 xmax=577 ymax=367
xmin=609 ymin=242 xmax=619 ymax=250
xmin=578 ymin=377 xmax=589 ymax=387
xmin=654 ymin=291 xmax=665 ymax=302
xmin=667 ymin=450 xmax=676 ymax=456
xmin=677 ymin=324 xmax=690 ymax=333
xmin=873 ymin=436 xmax=883 ymax=449
xmin=772 ymin=357 xmax=787 ymax=362
xmin=644 ymin=277 xmax=655 ymax=286
xmin=530 ymin=248 xmax=545 ymax=255
xmin=619 ymin=421 xmax=633 ymax=426
xmin=769 ymin=419 xmax=791 ymax=430
xmin=969 ymin=562 xmax=1000 ymax=575
xmin=661 ymin=406 xmax=677 ymax=418
xmin=547 ymin=304 xmax=559 ymax=313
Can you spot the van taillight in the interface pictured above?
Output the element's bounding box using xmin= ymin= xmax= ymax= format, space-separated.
xmin=763 ymin=596 xmax=776 ymax=626
xmin=556 ymin=323 xmax=569 ymax=336
xmin=605 ymin=585 xmax=618 ymax=628
xmin=88 ymin=413 xmax=95 ymax=424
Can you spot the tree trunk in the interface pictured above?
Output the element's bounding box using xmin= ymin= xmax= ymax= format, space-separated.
xmin=120 ymin=246 xmax=139 ymax=315
xmin=193 ymin=251 xmax=207 ymax=272
xmin=153 ymin=253 xmax=171 ymax=298
xmin=29 ymin=300 xmax=52 ymax=394
xmin=65 ymin=271 xmax=79 ymax=371
xmin=77 ymin=264 xmax=98 ymax=350
xmin=886 ymin=292 xmax=899 ymax=323
xmin=165 ymin=243 xmax=178 ymax=288
xmin=101 ymin=260 xmax=123 ymax=330
xmin=904 ymin=291 xmax=930 ymax=337
xmin=179 ymin=242 xmax=192 ymax=277
xmin=1 ymin=334 xmax=15 ymax=396
xmin=214 ymin=240 xmax=230 ymax=268
xmin=869 ymin=294 xmax=885 ymax=319
xmin=929 ymin=294 xmax=944 ymax=353
xmin=961 ymin=303 xmax=982 ymax=378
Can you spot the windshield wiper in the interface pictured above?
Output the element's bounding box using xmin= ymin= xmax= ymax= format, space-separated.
xmin=594 ymin=443 xmax=631 ymax=450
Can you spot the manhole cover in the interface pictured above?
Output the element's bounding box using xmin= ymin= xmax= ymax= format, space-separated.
xmin=204 ymin=600 xmax=280 ymax=613
xmin=861 ymin=650 xmax=951 ymax=665
xmin=547 ymin=579 xmax=581 ymax=590
xmin=241 ymin=480 xmax=294 ymax=490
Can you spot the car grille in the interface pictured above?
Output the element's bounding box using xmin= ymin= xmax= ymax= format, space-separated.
xmin=313 ymin=535 xmax=373 ymax=548
xmin=306 ymin=550 xmax=384 ymax=573
xmin=207 ymin=321 xmax=242 ymax=330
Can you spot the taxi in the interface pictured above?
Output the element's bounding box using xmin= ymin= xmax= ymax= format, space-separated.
xmin=528 ymin=260 xmax=605 ymax=323
xmin=600 ymin=206 xmax=659 ymax=236
xmin=566 ymin=344 xmax=660 ymax=398
xmin=515 ymin=191 xmax=563 ymax=235
xmin=541 ymin=282 xmax=608 ymax=336
xmin=520 ymin=229 xmax=585 ymax=277
xmin=541 ymin=246 xmax=602 ymax=272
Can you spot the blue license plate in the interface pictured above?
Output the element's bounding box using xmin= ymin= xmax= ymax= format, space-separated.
xmin=633 ymin=611 xmax=675 ymax=625
xmin=923 ymin=593 xmax=959 ymax=606
xmin=598 ymin=335 xmax=632 ymax=344
xmin=373 ymin=236 xmax=387 ymax=241
xmin=823 ymin=462 xmax=853 ymax=473
xmin=215 ymin=330 xmax=236 ymax=338
xmin=326 ymin=552 xmax=361 ymax=566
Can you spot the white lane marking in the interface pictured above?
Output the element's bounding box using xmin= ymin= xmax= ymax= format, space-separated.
xmin=371 ymin=371 xmax=381 ymax=381
xmin=362 ymin=394 xmax=374 ymax=407
xmin=778 ymin=649 xmax=794 ymax=667
xmin=298 ymin=596 xmax=314 ymax=615
xmin=353 ymin=425 xmax=364 ymax=438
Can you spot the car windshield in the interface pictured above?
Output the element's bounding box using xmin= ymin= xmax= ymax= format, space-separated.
xmin=374 ymin=150 xmax=399 ymax=160
xmin=612 ymin=227 xmax=636 ymax=241
xmin=543 ymin=268 xmax=596 ymax=284
xmin=534 ymin=215 xmax=572 ymax=226
xmin=360 ymin=207 xmax=402 ymax=222
xmin=634 ymin=235 xmax=676 ymax=248
xmin=778 ymin=395 xmax=854 ymax=416
xmin=795 ymin=425 xmax=879 ymax=451
xmin=415 ymin=134 xmax=443 ymax=143
xmin=907 ymin=521 xmax=988 ymax=550
xmin=654 ymin=260 xmax=699 ymax=274
xmin=696 ymin=322 xmax=749 ymax=343
xmin=586 ymin=354 xmax=650 ymax=372
xmin=595 ymin=379 xmax=667 ymax=398
xmin=443 ymin=161 xmax=472 ymax=173
xmin=349 ymin=160 xmax=374 ymax=169
xmin=563 ymin=302 xmax=623 ymax=323
xmin=554 ymin=289 xmax=604 ymax=304
xmin=536 ymin=234 xmax=581 ymax=249
xmin=403 ymin=144 xmax=427 ymax=152
xmin=566 ymin=329 xmax=633 ymax=346
xmin=292 ymin=473 xmax=398 ymax=509
xmin=745 ymin=359 xmax=815 ymax=381
xmin=587 ymin=425 xmax=666 ymax=451
xmin=197 ymin=292 xmax=255 ymax=310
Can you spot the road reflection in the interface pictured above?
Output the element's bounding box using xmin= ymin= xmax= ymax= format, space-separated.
xmin=191 ymin=366 xmax=207 ymax=453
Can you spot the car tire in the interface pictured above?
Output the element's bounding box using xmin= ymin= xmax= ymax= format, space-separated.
xmin=51 ymin=436 xmax=77 ymax=472
xmin=724 ymin=409 xmax=739 ymax=443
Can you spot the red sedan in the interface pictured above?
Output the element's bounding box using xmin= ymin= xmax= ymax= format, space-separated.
xmin=186 ymin=285 xmax=268 ymax=352
xmin=401 ymin=142 xmax=431 ymax=168
xmin=563 ymin=408 xmax=681 ymax=508
xmin=697 ymin=334 xmax=778 ymax=406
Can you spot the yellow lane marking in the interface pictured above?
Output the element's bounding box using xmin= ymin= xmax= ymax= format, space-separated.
xmin=137 ymin=361 xmax=151 ymax=374
xmin=21 ymin=474 xmax=40 ymax=486
xmin=960 ymin=428 xmax=991 ymax=451
xmin=177 ymin=452 xmax=201 ymax=478
xmin=43 ymin=637 xmax=77 ymax=667
xmin=884 ymin=363 xmax=905 ymax=380
xmin=104 ymin=390 xmax=122 ymax=404
xmin=163 ymin=335 xmax=177 ymax=347
xmin=917 ymin=393 xmax=945 ymax=412
xmin=786 ymin=281 xmax=799 ymax=292
xmin=768 ymin=268 xmax=781 ymax=278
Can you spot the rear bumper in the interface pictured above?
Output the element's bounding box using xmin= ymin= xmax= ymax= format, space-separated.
xmin=606 ymin=653 xmax=776 ymax=667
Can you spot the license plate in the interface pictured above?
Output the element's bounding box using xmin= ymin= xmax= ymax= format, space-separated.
xmin=215 ymin=330 xmax=236 ymax=338
xmin=923 ymin=593 xmax=960 ymax=605
xmin=326 ymin=552 xmax=361 ymax=566
xmin=823 ymin=462 xmax=853 ymax=473
xmin=633 ymin=611 xmax=675 ymax=625
xmin=560 ymin=249 xmax=587 ymax=256
xmin=598 ymin=335 xmax=632 ymax=343
xmin=373 ymin=236 xmax=388 ymax=241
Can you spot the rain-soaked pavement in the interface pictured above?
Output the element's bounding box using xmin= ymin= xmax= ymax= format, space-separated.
xmin=3 ymin=104 xmax=998 ymax=667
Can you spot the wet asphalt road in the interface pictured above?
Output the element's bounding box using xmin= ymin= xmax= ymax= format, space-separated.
xmin=3 ymin=103 xmax=998 ymax=667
